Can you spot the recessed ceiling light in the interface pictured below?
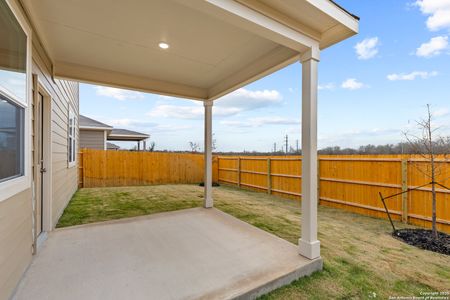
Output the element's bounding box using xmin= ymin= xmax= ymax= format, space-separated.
xmin=158 ymin=42 xmax=169 ymax=49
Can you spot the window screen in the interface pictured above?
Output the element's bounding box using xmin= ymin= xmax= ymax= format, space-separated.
xmin=0 ymin=94 xmax=24 ymax=182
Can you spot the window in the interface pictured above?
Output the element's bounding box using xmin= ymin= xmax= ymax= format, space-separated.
xmin=68 ymin=109 xmax=76 ymax=167
xmin=0 ymin=0 xmax=27 ymax=105
xmin=0 ymin=0 xmax=27 ymax=187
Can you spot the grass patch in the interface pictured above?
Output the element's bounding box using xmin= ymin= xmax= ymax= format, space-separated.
xmin=56 ymin=185 xmax=202 ymax=227
xmin=58 ymin=184 xmax=450 ymax=298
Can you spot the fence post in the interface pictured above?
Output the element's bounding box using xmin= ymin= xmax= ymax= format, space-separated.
xmin=212 ymin=156 xmax=218 ymax=183
xmin=82 ymin=150 xmax=86 ymax=188
xmin=267 ymin=158 xmax=272 ymax=194
xmin=317 ymin=157 xmax=320 ymax=205
xmin=401 ymin=159 xmax=408 ymax=223
xmin=237 ymin=157 xmax=241 ymax=188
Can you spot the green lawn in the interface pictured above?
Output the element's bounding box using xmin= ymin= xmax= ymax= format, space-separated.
xmin=58 ymin=184 xmax=450 ymax=299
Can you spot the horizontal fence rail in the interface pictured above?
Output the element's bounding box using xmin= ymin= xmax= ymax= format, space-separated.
xmin=217 ymin=155 xmax=450 ymax=233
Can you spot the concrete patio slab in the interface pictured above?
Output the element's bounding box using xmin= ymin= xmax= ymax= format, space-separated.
xmin=13 ymin=208 xmax=322 ymax=300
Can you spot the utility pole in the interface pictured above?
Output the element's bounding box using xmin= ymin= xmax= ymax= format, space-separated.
xmin=285 ymin=135 xmax=288 ymax=154
xmin=273 ymin=142 xmax=277 ymax=153
xmin=296 ymin=139 xmax=299 ymax=153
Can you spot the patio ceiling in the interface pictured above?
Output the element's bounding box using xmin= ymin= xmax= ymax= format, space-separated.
xmin=20 ymin=0 xmax=358 ymax=101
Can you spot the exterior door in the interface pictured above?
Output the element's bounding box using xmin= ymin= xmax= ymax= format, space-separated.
xmin=34 ymin=92 xmax=45 ymax=237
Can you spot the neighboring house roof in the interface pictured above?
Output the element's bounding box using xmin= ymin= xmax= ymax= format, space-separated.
xmin=79 ymin=115 xmax=149 ymax=142
xmin=106 ymin=142 xmax=120 ymax=150
xmin=79 ymin=115 xmax=113 ymax=130
xmin=108 ymin=128 xmax=150 ymax=141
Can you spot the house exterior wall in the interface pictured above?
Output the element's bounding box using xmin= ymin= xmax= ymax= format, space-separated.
xmin=0 ymin=189 xmax=33 ymax=300
xmin=0 ymin=1 xmax=79 ymax=299
xmin=80 ymin=129 xmax=106 ymax=150
xmin=33 ymin=40 xmax=79 ymax=227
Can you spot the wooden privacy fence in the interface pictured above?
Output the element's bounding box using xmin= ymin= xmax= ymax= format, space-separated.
xmin=217 ymin=155 xmax=450 ymax=233
xmin=79 ymin=149 xmax=209 ymax=188
xmin=78 ymin=150 xmax=450 ymax=233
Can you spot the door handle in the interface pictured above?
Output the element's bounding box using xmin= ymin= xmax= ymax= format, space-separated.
xmin=40 ymin=167 xmax=47 ymax=173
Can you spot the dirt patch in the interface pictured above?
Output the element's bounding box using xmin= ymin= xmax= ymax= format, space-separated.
xmin=199 ymin=182 xmax=220 ymax=187
xmin=393 ymin=229 xmax=450 ymax=255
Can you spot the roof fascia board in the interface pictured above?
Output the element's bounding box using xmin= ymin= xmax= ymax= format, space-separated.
xmin=108 ymin=134 xmax=150 ymax=138
xmin=80 ymin=126 xmax=112 ymax=131
xmin=307 ymin=0 xmax=358 ymax=34
xmin=234 ymin=0 xmax=321 ymax=42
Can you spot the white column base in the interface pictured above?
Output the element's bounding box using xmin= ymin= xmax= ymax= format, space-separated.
xmin=204 ymin=197 xmax=213 ymax=209
xmin=299 ymin=239 xmax=320 ymax=259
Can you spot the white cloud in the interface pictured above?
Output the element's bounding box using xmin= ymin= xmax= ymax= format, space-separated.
xmin=95 ymin=86 xmax=145 ymax=101
xmin=216 ymin=88 xmax=282 ymax=110
xmin=147 ymin=104 xmax=204 ymax=119
xmin=415 ymin=36 xmax=448 ymax=57
xmin=221 ymin=117 xmax=299 ymax=128
xmin=341 ymin=78 xmax=366 ymax=90
xmin=354 ymin=37 xmax=380 ymax=60
xmin=387 ymin=71 xmax=438 ymax=81
xmin=106 ymin=118 xmax=157 ymax=128
xmin=101 ymin=118 xmax=192 ymax=133
xmin=433 ymin=107 xmax=450 ymax=117
xmin=415 ymin=0 xmax=450 ymax=31
xmin=319 ymin=127 xmax=402 ymax=148
xmin=151 ymin=124 xmax=193 ymax=133
xmin=318 ymin=83 xmax=336 ymax=90
xmin=147 ymin=88 xmax=283 ymax=119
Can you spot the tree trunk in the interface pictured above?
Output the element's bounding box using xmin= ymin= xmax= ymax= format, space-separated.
xmin=427 ymin=103 xmax=437 ymax=239
xmin=431 ymin=156 xmax=437 ymax=239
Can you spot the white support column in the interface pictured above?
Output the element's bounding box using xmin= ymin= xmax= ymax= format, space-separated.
xmin=299 ymin=48 xmax=320 ymax=260
xmin=204 ymin=101 xmax=213 ymax=208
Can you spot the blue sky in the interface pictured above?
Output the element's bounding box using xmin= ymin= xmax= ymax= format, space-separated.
xmin=80 ymin=0 xmax=450 ymax=152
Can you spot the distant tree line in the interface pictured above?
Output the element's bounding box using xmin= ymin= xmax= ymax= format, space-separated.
xmin=125 ymin=138 xmax=450 ymax=156
xmin=318 ymin=139 xmax=450 ymax=155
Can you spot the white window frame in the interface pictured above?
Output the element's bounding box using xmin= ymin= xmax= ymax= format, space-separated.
xmin=0 ymin=0 xmax=32 ymax=202
xmin=67 ymin=107 xmax=76 ymax=168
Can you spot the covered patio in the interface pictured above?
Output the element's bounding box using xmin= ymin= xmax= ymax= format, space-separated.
xmin=14 ymin=208 xmax=321 ymax=300
xmin=16 ymin=0 xmax=358 ymax=298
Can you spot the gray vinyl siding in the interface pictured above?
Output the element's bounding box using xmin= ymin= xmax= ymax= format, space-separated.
xmin=0 ymin=189 xmax=32 ymax=300
xmin=80 ymin=130 xmax=105 ymax=150
xmin=32 ymin=35 xmax=79 ymax=227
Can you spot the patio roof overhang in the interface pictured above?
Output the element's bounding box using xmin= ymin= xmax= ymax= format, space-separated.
xmin=19 ymin=0 xmax=358 ymax=261
xmin=19 ymin=0 xmax=358 ymax=101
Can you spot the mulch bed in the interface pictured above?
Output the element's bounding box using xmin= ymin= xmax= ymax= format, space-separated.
xmin=393 ymin=229 xmax=450 ymax=255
